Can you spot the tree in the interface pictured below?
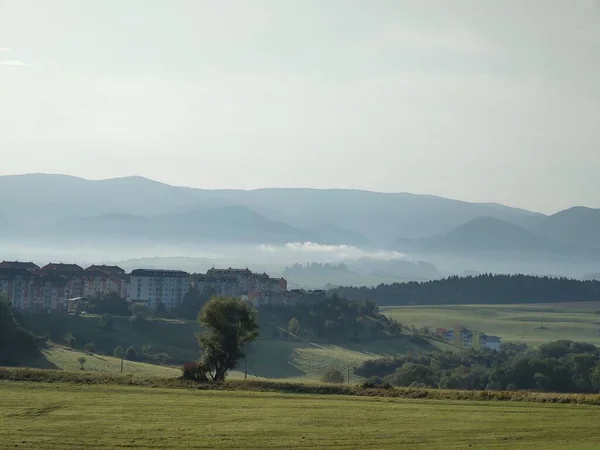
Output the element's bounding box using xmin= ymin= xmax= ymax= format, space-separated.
xmin=321 ymin=368 xmax=345 ymax=383
xmin=288 ymin=317 xmax=300 ymax=336
xmin=590 ymin=364 xmax=600 ymax=393
xmin=64 ymin=332 xmax=75 ymax=349
xmin=196 ymin=296 xmax=260 ymax=382
xmin=99 ymin=313 xmax=113 ymax=332
xmin=113 ymin=345 xmax=124 ymax=358
xmin=86 ymin=292 xmax=129 ymax=315
xmin=173 ymin=288 xmax=211 ymax=320
xmin=0 ymin=294 xmax=38 ymax=365
xmin=84 ymin=342 xmax=97 ymax=355
xmin=77 ymin=356 xmax=86 ymax=370
xmin=124 ymin=346 xmax=137 ymax=361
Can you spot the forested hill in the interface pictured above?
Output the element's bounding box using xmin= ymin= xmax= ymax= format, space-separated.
xmin=335 ymin=274 xmax=600 ymax=306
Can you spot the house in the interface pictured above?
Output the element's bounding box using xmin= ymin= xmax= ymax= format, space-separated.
xmin=0 ymin=261 xmax=40 ymax=273
xmin=128 ymin=269 xmax=189 ymax=310
xmin=482 ymin=335 xmax=502 ymax=351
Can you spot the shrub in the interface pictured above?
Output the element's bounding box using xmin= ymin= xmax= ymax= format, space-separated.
xmin=113 ymin=346 xmax=124 ymax=358
xmin=321 ymin=368 xmax=345 ymax=384
xmin=182 ymin=362 xmax=209 ymax=383
xmin=124 ymin=346 xmax=137 ymax=361
xmin=77 ymin=356 xmax=86 ymax=370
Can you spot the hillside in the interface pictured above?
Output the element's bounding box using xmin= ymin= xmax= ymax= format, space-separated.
xmin=531 ymin=207 xmax=600 ymax=254
xmin=391 ymin=217 xmax=561 ymax=257
xmin=16 ymin=313 xmax=453 ymax=382
xmin=47 ymin=206 xmax=316 ymax=245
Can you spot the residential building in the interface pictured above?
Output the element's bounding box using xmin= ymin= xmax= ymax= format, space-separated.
xmin=41 ymin=263 xmax=85 ymax=298
xmin=128 ymin=269 xmax=189 ymax=310
xmin=30 ymin=274 xmax=68 ymax=313
xmin=41 ymin=263 xmax=84 ymax=273
xmin=85 ymin=265 xmax=125 ymax=276
xmin=0 ymin=261 xmax=40 ymax=273
xmin=0 ymin=267 xmax=34 ymax=311
xmin=194 ymin=268 xmax=288 ymax=299
xmin=82 ymin=266 xmax=129 ymax=298
xmin=482 ymin=336 xmax=502 ymax=351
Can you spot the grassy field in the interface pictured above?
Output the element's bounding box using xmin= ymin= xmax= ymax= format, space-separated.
xmin=32 ymin=345 xmax=182 ymax=377
xmin=26 ymin=345 xmax=254 ymax=380
xmin=384 ymin=303 xmax=600 ymax=346
xmin=245 ymin=336 xmax=455 ymax=382
xmin=26 ymin=338 xmax=440 ymax=383
xmin=2 ymin=381 xmax=600 ymax=449
xmin=20 ymin=313 xmax=454 ymax=381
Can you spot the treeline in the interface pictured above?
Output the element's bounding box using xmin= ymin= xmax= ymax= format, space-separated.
xmin=336 ymin=274 xmax=600 ymax=306
xmin=356 ymin=340 xmax=600 ymax=394
xmin=259 ymin=295 xmax=401 ymax=341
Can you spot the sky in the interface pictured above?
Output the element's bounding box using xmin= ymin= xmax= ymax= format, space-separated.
xmin=0 ymin=0 xmax=599 ymax=213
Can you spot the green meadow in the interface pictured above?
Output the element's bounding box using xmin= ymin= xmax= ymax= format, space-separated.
xmin=384 ymin=303 xmax=600 ymax=346
xmin=2 ymin=381 xmax=600 ymax=449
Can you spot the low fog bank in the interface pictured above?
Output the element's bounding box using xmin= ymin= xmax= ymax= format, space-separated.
xmin=2 ymin=240 xmax=599 ymax=289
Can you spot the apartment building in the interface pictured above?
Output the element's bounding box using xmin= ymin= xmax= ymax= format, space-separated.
xmin=30 ymin=274 xmax=68 ymax=313
xmin=83 ymin=265 xmax=129 ymax=298
xmin=128 ymin=269 xmax=189 ymax=310
xmin=0 ymin=267 xmax=34 ymax=311
xmin=0 ymin=261 xmax=40 ymax=273
xmin=41 ymin=263 xmax=85 ymax=298
xmin=0 ymin=267 xmax=67 ymax=312
xmin=194 ymin=268 xmax=288 ymax=298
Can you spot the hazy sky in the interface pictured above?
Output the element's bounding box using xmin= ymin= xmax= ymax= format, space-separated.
xmin=1 ymin=1 xmax=599 ymax=213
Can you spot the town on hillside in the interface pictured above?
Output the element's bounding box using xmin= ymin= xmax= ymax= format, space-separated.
xmin=0 ymin=261 xmax=312 ymax=313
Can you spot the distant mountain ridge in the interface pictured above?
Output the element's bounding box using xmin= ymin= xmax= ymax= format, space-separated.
xmin=391 ymin=217 xmax=564 ymax=257
xmin=0 ymin=173 xmax=598 ymax=260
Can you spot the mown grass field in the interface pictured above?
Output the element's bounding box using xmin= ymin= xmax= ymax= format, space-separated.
xmin=2 ymin=381 xmax=600 ymax=449
xmin=384 ymin=303 xmax=600 ymax=346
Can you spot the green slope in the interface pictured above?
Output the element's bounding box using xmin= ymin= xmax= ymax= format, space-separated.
xmin=384 ymin=303 xmax=600 ymax=346
xmin=18 ymin=313 xmax=455 ymax=381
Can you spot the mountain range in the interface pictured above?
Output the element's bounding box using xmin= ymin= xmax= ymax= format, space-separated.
xmin=0 ymin=173 xmax=599 ymax=264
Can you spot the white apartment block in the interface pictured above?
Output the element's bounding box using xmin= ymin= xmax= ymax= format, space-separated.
xmin=128 ymin=269 xmax=189 ymax=310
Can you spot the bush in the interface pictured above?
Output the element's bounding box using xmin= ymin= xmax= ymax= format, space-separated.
xmin=321 ymin=368 xmax=345 ymax=384
xmin=113 ymin=346 xmax=124 ymax=358
xmin=124 ymin=346 xmax=137 ymax=361
xmin=181 ymin=362 xmax=209 ymax=383
xmin=77 ymin=356 xmax=86 ymax=370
